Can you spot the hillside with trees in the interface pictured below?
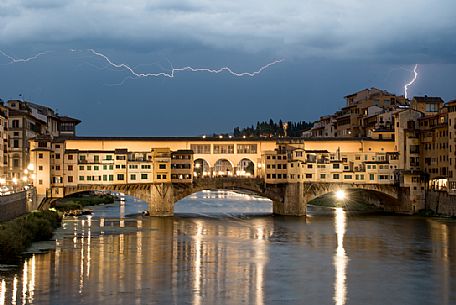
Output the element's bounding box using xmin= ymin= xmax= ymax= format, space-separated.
xmin=233 ymin=119 xmax=314 ymax=138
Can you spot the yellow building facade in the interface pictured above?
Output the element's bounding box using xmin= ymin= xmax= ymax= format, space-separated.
xmin=30 ymin=136 xmax=402 ymax=200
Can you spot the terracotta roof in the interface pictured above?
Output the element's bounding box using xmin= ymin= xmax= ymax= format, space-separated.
xmin=413 ymin=96 xmax=444 ymax=103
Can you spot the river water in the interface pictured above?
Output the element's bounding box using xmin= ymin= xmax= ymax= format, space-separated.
xmin=0 ymin=190 xmax=455 ymax=305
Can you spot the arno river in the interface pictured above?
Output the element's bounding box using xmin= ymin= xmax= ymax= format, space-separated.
xmin=1 ymin=190 xmax=455 ymax=305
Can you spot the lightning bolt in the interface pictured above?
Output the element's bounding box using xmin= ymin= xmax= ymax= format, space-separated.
xmin=88 ymin=49 xmax=283 ymax=80
xmin=0 ymin=49 xmax=51 ymax=64
xmin=404 ymin=64 xmax=418 ymax=99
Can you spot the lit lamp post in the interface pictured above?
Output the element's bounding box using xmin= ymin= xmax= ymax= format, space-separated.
xmin=24 ymin=163 xmax=35 ymax=187
xmin=12 ymin=177 xmax=18 ymax=192
xmin=22 ymin=175 xmax=28 ymax=186
xmin=335 ymin=190 xmax=347 ymax=206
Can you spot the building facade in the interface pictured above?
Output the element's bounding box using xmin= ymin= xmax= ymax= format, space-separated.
xmin=0 ymin=102 xmax=7 ymax=180
xmin=3 ymin=99 xmax=80 ymax=181
xmin=311 ymin=88 xmax=408 ymax=138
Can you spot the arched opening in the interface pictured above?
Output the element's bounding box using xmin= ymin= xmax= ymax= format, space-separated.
xmin=307 ymin=189 xmax=400 ymax=213
xmin=236 ymin=158 xmax=255 ymax=177
xmin=174 ymin=189 xmax=273 ymax=216
xmin=194 ymin=158 xmax=211 ymax=178
xmin=214 ymin=159 xmax=234 ymax=177
xmin=56 ymin=190 xmax=148 ymax=218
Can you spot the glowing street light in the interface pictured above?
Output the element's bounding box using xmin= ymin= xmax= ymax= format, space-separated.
xmin=27 ymin=163 xmax=35 ymax=171
xmin=335 ymin=190 xmax=346 ymax=201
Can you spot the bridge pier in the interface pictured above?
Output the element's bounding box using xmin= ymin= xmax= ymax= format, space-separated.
xmin=272 ymin=183 xmax=306 ymax=216
xmin=149 ymin=184 xmax=175 ymax=216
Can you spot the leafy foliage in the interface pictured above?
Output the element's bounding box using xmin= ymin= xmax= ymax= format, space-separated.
xmin=0 ymin=210 xmax=61 ymax=263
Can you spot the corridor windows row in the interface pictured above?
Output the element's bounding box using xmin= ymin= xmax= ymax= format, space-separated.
xmin=171 ymin=174 xmax=192 ymax=180
xmin=190 ymin=144 xmax=258 ymax=154
xmin=171 ymin=163 xmax=191 ymax=169
xmin=266 ymin=164 xmax=287 ymax=169
xmin=79 ymin=165 xmax=114 ymax=171
xmin=79 ymin=175 xmax=115 ymax=181
xmin=213 ymin=144 xmax=235 ymax=154
xmin=266 ymin=155 xmax=287 ymax=160
xmin=266 ymin=174 xmax=287 ymax=179
xmin=130 ymin=174 xmax=149 ymax=180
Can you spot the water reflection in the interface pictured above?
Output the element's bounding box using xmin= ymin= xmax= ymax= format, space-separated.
xmin=173 ymin=216 xmax=270 ymax=305
xmin=429 ymin=220 xmax=451 ymax=305
xmin=1 ymin=193 xmax=456 ymax=305
xmin=0 ymin=279 xmax=5 ymax=305
xmin=333 ymin=208 xmax=348 ymax=305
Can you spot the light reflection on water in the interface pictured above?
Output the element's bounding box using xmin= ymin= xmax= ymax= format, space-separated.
xmin=0 ymin=190 xmax=455 ymax=305
xmin=334 ymin=208 xmax=347 ymax=305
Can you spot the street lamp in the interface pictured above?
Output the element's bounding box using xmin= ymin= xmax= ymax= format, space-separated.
xmin=12 ymin=177 xmax=18 ymax=192
xmin=26 ymin=163 xmax=35 ymax=186
xmin=335 ymin=190 xmax=346 ymax=201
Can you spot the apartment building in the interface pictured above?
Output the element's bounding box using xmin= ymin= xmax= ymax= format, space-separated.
xmin=171 ymin=150 xmax=194 ymax=183
xmin=0 ymin=102 xmax=7 ymax=180
xmin=311 ymin=88 xmax=408 ymax=138
xmin=446 ymin=100 xmax=456 ymax=192
xmin=5 ymin=99 xmax=80 ymax=179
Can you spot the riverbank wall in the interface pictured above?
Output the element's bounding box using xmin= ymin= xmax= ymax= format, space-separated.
xmin=425 ymin=190 xmax=456 ymax=217
xmin=0 ymin=188 xmax=38 ymax=222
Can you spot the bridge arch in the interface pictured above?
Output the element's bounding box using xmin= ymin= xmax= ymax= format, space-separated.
xmin=194 ymin=158 xmax=211 ymax=178
xmin=63 ymin=184 xmax=155 ymax=204
xmin=213 ymin=159 xmax=234 ymax=177
xmin=174 ymin=188 xmax=274 ymax=215
xmin=236 ymin=158 xmax=255 ymax=177
xmin=172 ymin=178 xmax=283 ymax=204
xmin=302 ymin=183 xmax=402 ymax=211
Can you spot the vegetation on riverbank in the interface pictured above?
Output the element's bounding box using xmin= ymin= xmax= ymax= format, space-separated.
xmin=0 ymin=210 xmax=61 ymax=263
xmin=53 ymin=193 xmax=116 ymax=212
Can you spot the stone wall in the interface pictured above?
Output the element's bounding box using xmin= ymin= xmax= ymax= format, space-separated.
xmin=0 ymin=188 xmax=38 ymax=222
xmin=0 ymin=191 xmax=27 ymax=222
xmin=425 ymin=190 xmax=456 ymax=217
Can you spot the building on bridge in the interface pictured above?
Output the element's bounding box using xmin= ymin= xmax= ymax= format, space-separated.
xmin=262 ymin=139 xmax=399 ymax=186
xmin=0 ymin=102 xmax=7 ymax=181
xmin=29 ymin=136 xmax=419 ymax=215
xmin=30 ymin=136 xmax=277 ymax=200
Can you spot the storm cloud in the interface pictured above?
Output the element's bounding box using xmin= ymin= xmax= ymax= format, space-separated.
xmin=1 ymin=0 xmax=455 ymax=62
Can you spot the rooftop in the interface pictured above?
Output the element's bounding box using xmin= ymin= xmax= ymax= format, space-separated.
xmin=413 ymin=96 xmax=444 ymax=103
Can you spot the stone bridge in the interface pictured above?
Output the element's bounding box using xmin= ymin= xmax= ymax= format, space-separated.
xmin=62 ymin=178 xmax=407 ymax=216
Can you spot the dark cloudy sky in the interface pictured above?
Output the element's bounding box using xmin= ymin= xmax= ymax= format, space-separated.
xmin=0 ymin=0 xmax=455 ymax=136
